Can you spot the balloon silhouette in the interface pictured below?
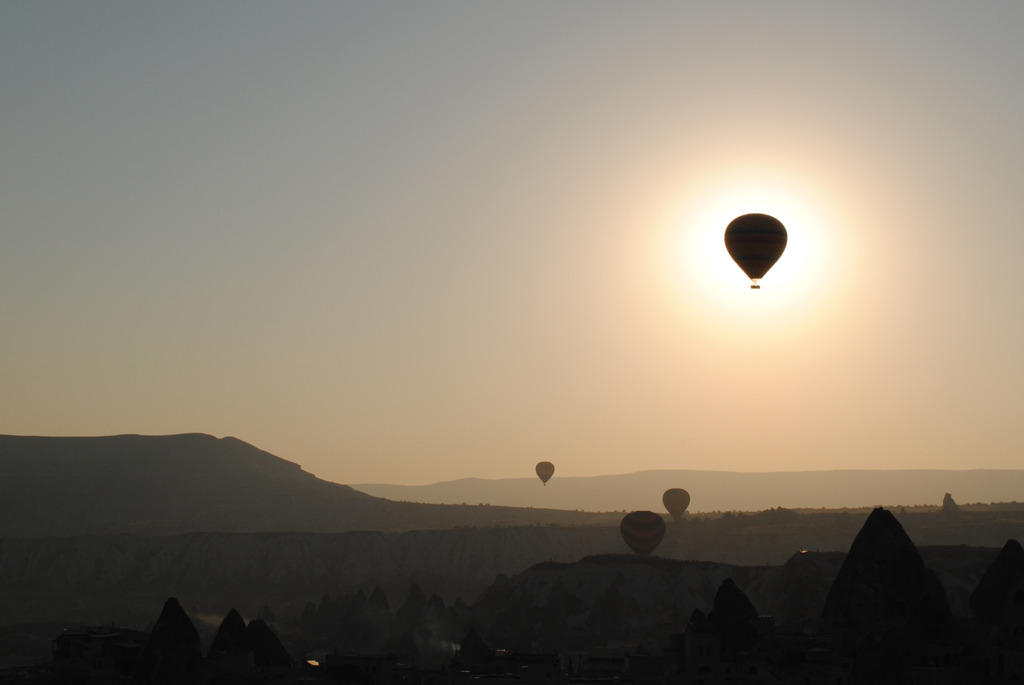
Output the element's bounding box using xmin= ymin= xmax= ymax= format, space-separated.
xmin=724 ymin=213 xmax=787 ymax=289
xmin=619 ymin=511 xmax=666 ymax=555
xmin=662 ymin=488 xmax=690 ymax=520
xmin=535 ymin=461 xmax=554 ymax=485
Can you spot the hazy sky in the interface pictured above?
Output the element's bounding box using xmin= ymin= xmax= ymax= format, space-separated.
xmin=3 ymin=3 xmax=1023 ymax=486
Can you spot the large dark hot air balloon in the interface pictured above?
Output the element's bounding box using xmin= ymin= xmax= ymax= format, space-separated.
xmin=535 ymin=461 xmax=554 ymax=485
xmin=662 ymin=488 xmax=690 ymax=520
xmin=619 ymin=511 xmax=666 ymax=555
xmin=724 ymin=213 xmax=787 ymax=289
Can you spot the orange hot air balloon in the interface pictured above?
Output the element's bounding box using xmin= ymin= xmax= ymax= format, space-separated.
xmin=724 ymin=213 xmax=787 ymax=289
xmin=619 ymin=511 xmax=666 ymax=555
xmin=662 ymin=488 xmax=690 ymax=520
xmin=535 ymin=461 xmax=555 ymax=485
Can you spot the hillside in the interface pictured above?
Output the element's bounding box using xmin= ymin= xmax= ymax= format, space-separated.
xmin=0 ymin=434 xmax=613 ymax=537
xmin=7 ymin=434 xmax=1023 ymax=540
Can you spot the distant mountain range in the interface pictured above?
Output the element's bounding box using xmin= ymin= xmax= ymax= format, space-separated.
xmin=353 ymin=468 xmax=1024 ymax=513
xmin=5 ymin=433 xmax=1023 ymax=540
xmin=0 ymin=433 xmax=611 ymax=538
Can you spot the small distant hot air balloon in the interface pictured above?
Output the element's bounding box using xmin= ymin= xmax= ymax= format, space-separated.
xmin=724 ymin=213 xmax=787 ymax=289
xmin=662 ymin=488 xmax=690 ymax=520
xmin=619 ymin=511 xmax=666 ymax=555
xmin=535 ymin=461 xmax=555 ymax=486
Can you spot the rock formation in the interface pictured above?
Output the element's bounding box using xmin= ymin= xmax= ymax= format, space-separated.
xmin=136 ymin=597 xmax=203 ymax=685
xmin=821 ymin=507 xmax=953 ymax=682
xmin=207 ymin=608 xmax=250 ymax=659
xmin=969 ymin=538 xmax=1024 ymax=633
xmin=246 ymin=619 xmax=292 ymax=671
xmin=768 ymin=550 xmax=845 ymax=625
xmin=706 ymin=578 xmax=759 ymax=656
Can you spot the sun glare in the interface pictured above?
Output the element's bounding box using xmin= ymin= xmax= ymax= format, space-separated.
xmin=664 ymin=178 xmax=840 ymax=319
xmin=690 ymin=188 xmax=824 ymax=291
xmin=638 ymin=167 xmax=868 ymax=356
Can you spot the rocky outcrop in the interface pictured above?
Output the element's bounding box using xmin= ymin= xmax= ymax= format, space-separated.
xmin=207 ymin=608 xmax=250 ymax=658
xmin=274 ymin=539 xmax=1008 ymax=660
xmin=821 ymin=507 xmax=954 ymax=683
xmin=768 ymin=550 xmax=845 ymax=625
xmin=136 ymin=597 xmax=203 ymax=685
xmin=276 ymin=539 xmax=1012 ymax=661
xmin=706 ymin=578 xmax=758 ymax=655
xmin=969 ymin=538 xmax=1024 ymax=632
xmin=455 ymin=627 xmax=488 ymax=663
xmin=0 ymin=523 xmax=1007 ymax=647
xmin=394 ymin=584 xmax=427 ymax=633
xmin=246 ymin=619 xmax=291 ymax=671
xmin=470 ymin=555 xmax=789 ymax=653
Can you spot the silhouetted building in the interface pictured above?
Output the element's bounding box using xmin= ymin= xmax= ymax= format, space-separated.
xmin=625 ymin=651 xmax=664 ymax=684
xmin=670 ymin=611 xmax=720 ymax=680
xmin=908 ymin=638 xmax=961 ymax=685
xmin=772 ymin=627 xmax=849 ymax=685
xmin=517 ymin=652 xmax=561 ymax=685
xmin=52 ymin=626 xmax=147 ymax=683
xmin=324 ymin=653 xmax=395 ymax=685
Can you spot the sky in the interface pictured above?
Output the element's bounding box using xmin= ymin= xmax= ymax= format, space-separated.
xmin=2 ymin=3 xmax=1023 ymax=486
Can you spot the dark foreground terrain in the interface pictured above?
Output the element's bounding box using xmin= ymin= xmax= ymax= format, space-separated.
xmin=4 ymin=434 xmax=1024 ymax=681
xmin=3 ymin=507 xmax=1024 ymax=675
xmin=6 ymin=509 xmax=1024 ymax=684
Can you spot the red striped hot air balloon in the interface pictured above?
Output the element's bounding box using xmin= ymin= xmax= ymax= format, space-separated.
xmin=724 ymin=213 xmax=787 ymax=289
xmin=620 ymin=511 xmax=666 ymax=555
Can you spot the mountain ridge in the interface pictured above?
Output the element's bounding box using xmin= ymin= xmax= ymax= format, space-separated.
xmin=353 ymin=468 xmax=1024 ymax=512
xmin=0 ymin=433 xmax=613 ymax=538
xmin=5 ymin=433 xmax=1023 ymax=540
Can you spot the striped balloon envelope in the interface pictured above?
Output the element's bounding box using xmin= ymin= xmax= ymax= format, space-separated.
xmin=619 ymin=510 xmax=666 ymax=555
xmin=724 ymin=213 xmax=788 ymax=289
